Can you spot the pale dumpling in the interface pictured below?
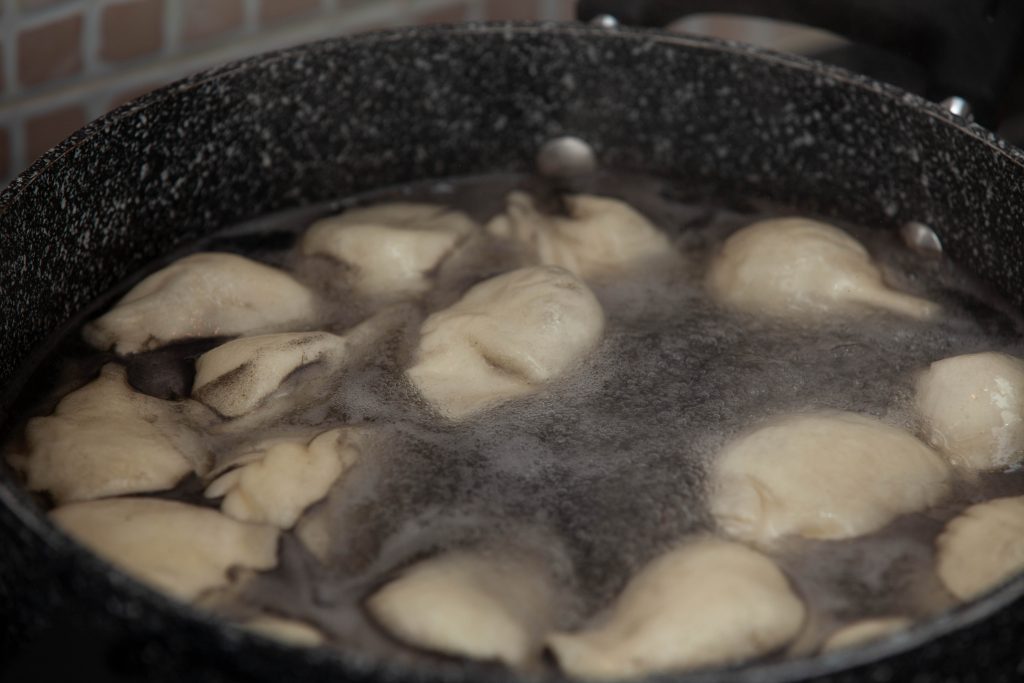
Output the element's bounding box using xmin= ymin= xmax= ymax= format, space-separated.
xmin=21 ymin=364 xmax=209 ymax=504
xmin=205 ymin=429 xmax=361 ymax=529
xmin=706 ymin=218 xmax=937 ymax=319
xmin=406 ymin=266 xmax=604 ymax=419
xmin=301 ymin=202 xmax=476 ymax=297
xmin=822 ymin=617 xmax=911 ymax=652
xmin=242 ymin=615 xmax=326 ymax=647
xmin=366 ymin=549 xmax=557 ymax=667
xmin=711 ymin=412 xmax=951 ymax=545
xmin=936 ymin=496 xmax=1024 ymax=601
xmin=51 ymin=498 xmax=279 ymax=600
xmin=83 ymin=253 xmax=317 ymax=353
xmin=546 ymin=537 xmax=804 ymax=679
xmin=915 ymin=352 xmax=1024 ymax=470
xmin=193 ymin=332 xmax=348 ymax=418
xmin=486 ymin=192 xmax=674 ymax=279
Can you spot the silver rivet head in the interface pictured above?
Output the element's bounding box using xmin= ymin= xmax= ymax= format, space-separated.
xmin=536 ymin=136 xmax=597 ymax=181
xmin=940 ymin=96 xmax=972 ymax=119
xmin=901 ymin=221 xmax=943 ymax=256
xmin=589 ymin=14 xmax=619 ymax=29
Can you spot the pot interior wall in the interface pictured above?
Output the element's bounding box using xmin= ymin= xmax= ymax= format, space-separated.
xmin=3 ymin=22 xmax=1024 ymax=683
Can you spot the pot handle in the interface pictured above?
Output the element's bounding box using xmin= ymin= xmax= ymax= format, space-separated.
xmin=576 ymin=0 xmax=1024 ymax=126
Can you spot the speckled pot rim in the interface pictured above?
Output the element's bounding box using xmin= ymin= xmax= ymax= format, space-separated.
xmin=3 ymin=21 xmax=1024 ymax=683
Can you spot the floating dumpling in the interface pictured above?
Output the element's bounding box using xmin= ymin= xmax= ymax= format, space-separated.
xmin=711 ymin=412 xmax=951 ymax=545
xmin=83 ymin=253 xmax=317 ymax=354
xmin=20 ymin=364 xmax=209 ymax=504
xmin=706 ymin=218 xmax=937 ymax=319
xmin=915 ymin=352 xmax=1024 ymax=470
xmin=406 ymin=266 xmax=604 ymax=419
xmin=546 ymin=537 xmax=804 ymax=679
xmin=367 ymin=549 xmax=557 ymax=667
xmin=193 ymin=332 xmax=348 ymax=418
xmin=936 ymin=496 xmax=1024 ymax=601
xmin=205 ymin=429 xmax=361 ymax=529
xmin=51 ymin=497 xmax=279 ymax=600
xmin=486 ymin=192 xmax=674 ymax=280
xmin=301 ymin=203 xmax=476 ymax=297
xmin=822 ymin=617 xmax=911 ymax=652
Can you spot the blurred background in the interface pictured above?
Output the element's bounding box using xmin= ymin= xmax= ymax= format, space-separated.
xmin=0 ymin=0 xmax=840 ymax=184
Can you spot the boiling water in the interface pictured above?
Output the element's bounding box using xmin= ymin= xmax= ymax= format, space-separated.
xmin=5 ymin=172 xmax=1024 ymax=672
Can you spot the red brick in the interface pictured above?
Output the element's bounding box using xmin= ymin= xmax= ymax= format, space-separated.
xmin=485 ymin=0 xmax=540 ymax=20
xmin=17 ymin=14 xmax=83 ymax=87
xmin=182 ymin=0 xmax=244 ymax=43
xmin=417 ymin=2 xmax=470 ymax=24
xmin=555 ymin=0 xmax=577 ymax=20
xmin=25 ymin=105 xmax=87 ymax=163
xmin=0 ymin=128 xmax=10 ymax=180
xmin=100 ymin=0 xmax=164 ymax=62
xmin=17 ymin=0 xmax=70 ymax=10
xmin=259 ymin=0 xmax=319 ymax=24
xmin=107 ymin=81 xmax=164 ymax=111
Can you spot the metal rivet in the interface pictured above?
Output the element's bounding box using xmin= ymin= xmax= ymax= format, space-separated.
xmin=901 ymin=221 xmax=943 ymax=256
xmin=940 ymin=96 xmax=972 ymax=119
xmin=536 ymin=136 xmax=597 ymax=181
xmin=589 ymin=14 xmax=619 ymax=29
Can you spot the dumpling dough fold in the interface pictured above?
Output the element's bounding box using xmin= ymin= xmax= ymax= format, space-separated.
xmin=193 ymin=332 xmax=348 ymax=418
xmin=546 ymin=537 xmax=805 ymax=679
xmin=301 ymin=202 xmax=476 ymax=297
xmin=22 ymin=364 xmax=209 ymax=504
xmin=367 ymin=549 xmax=557 ymax=667
xmin=936 ymin=496 xmax=1024 ymax=601
xmin=51 ymin=497 xmax=279 ymax=600
xmin=83 ymin=252 xmax=317 ymax=353
xmin=915 ymin=352 xmax=1024 ymax=470
xmin=407 ymin=266 xmax=604 ymax=419
xmin=711 ymin=412 xmax=951 ymax=545
xmin=822 ymin=617 xmax=911 ymax=652
xmin=205 ymin=429 xmax=362 ymax=529
xmin=706 ymin=218 xmax=937 ymax=319
xmin=486 ymin=192 xmax=674 ymax=280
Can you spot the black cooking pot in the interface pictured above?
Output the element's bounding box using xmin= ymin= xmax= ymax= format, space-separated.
xmin=3 ymin=17 xmax=1024 ymax=683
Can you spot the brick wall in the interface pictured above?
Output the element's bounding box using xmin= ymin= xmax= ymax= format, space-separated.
xmin=1 ymin=1 xmax=835 ymax=183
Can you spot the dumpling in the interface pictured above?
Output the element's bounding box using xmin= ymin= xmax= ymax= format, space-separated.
xmin=301 ymin=202 xmax=476 ymax=297
xmin=915 ymin=352 xmax=1024 ymax=470
xmin=21 ymin=364 xmax=209 ymax=504
xmin=706 ymin=218 xmax=937 ymax=319
xmin=83 ymin=253 xmax=317 ymax=353
xmin=193 ymin=332 xmax=348 ymax=418
xmin=366 ymin=549 xmax=557 ymax=667
xmin=242 ymin=615 xmax=325 ymax=647
xmin=936 ymin=496 xmax=1024 ymax=601
xmin=546 ymin=537 xmax=804 ymax=679
xmin=51 ymin=497 xmax=279 ymax=600
xmin=205 ymin=429 xmax=361 ymax=529
xmin=711 ymin=412 xmax=951 ymax=545
xmin=407 ymin=266 xmax=604 ymax=419
xmin=486 ymin=192 xmax=674 ymax=279
xmin=822 ymin=617 xmax=911 ymax=652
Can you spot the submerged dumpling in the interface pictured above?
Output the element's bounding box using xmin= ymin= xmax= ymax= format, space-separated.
xmin=205 ymin=429 xmax=361 ymax=529
xmin=706 ymin=218 xmax=937 ymax=319
xmin=822 ymin=617 xmax=911 ymax=652
xmin=915 ymin=352 xmax=1024 ymax=470
xmin=51 ymin=497 xmax=279 ymax=600
xmin=711 ymin=412 xmax=951 ymax=545
xmin=547 ymin=537 xmax=804 ymax=679
xmin=486 ymin=192 xmax=674 ymax=279
xmin=21 ymin=364 xmax=209 ymax=504
xmin=301 ymin=202 xmax=476 ymax=297
xmin=83 ymin=253 xmax=317 ymax=353
xmin=936 ymin=496 xmax=1024 ymax=601
xmin=242 ymin=615 xmax=325 ymax=647
xmin=193 ymin=332 xmax=348 ymax=418
xmin=407 ymin=266 xmax=604 ymax=419
xmin=366 ymin=549 xmax=557 ymax=667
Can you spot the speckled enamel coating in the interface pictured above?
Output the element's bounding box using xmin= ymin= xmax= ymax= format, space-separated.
xmin=3 ymin=22 xmax=1024 ymax=683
